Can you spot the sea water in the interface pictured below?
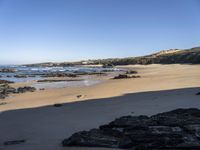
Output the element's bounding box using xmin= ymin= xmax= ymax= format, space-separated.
xmin=0 ymin=65 xmax=120 ymax=89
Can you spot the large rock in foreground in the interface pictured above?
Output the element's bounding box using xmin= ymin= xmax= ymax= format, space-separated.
xmin=63 ymin=108 xmax=200 ymax=149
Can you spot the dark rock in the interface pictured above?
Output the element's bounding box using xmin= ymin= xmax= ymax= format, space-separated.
xmin=0 ymin=68 xmax=16 ymax=73
xmin=62 ymin=108 xmax=200 ymax=149
xmin=0 ymin=102 xmax=7 ymax=105
xmin=126 ymin=70 xmax=138 ymax=74
xmin=4 ymin=140 xmax=25 ymax=145
xmin=100 ymin=115 xmax=149 ymax=130
xmin=196 ymin=92 xmax=200 ymax=95
xmin=37 ymin=79 xmax=83 ymax=83
xmin=150 ymin=108 xmax=200 ymax=126
xmin=0 ymin=83 xmax=16 ymax=99
xmin=113 ymin=74 xmax=141 ymax=79
xmin=27 ymin=75 xmax=36 ymax=77
xmin=145 ymin=146 xmax=200 ymax=150
xmin=102 ymin=63 xmax=114 ymax=68
xmin=0 ymin=80 xmax=14 ymax=84
xmin=14 ymin=75 xmax=27 ymax=78
xmin=17 ymin=86 xmax=36 ymax=93
xmin=53 ymin=103 xmax=63 ymax=107
xmin=183 ymin=124 xmax=200 ymax=139
xmin=0 ymin=84 xmax=37 ymax=99
xmin=77 ymin=95 xmax=82 ymax=98
xmin=4 ymin=87 xmax=16 ymax=94
xmin=42 ymin=73 xmax=77 ymax=78
xmin=0 ymin=94 xmax=6 ymax=99
xmin=75 ymin=72 xmax=106 ymax=76
xmin=62 ymin=129 xmax=123 ymax=148
xmin=0 ymin=84 xmax=16 ymax=94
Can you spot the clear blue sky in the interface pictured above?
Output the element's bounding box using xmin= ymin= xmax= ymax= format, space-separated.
xmin=0 ymin=0 xmax=200 ymax=64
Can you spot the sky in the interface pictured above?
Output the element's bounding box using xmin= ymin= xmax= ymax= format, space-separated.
xmin=0 ymin=0 xmax=200 ymax=64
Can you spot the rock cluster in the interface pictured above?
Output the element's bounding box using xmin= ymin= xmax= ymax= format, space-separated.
xmin=102 ymin=63 xmax=114 ymax=68
xmin=37 ymin=79 xmax=83 ymax=83
xmin=63 ymin=108 xmax=200 ymax=149
xmin=16 ymin=86 xmax=36 ymax=93
xmin=14 ymin=75 xmax=27 ymax=78
xmin=74 ymin=71 xmax=106 ymax=76
xmin=1 ymin=74 xmax=36 ymax=78
xmin=113 ymin=74 xmax=141 ymax=79
xmin=0 ymin=84 xmax=36 ymax=99
xmin=41 ymin=73 xmax=77 ymax=78
xmin=126 ymin=70 xmax=138 ymax=74
xmin=0 ymin=68 xmax=16 ymax=73
xmin=0 ymin=80 xmax=14 ymax=84
xmin=0 ymin=84 xmax=16 ymax=99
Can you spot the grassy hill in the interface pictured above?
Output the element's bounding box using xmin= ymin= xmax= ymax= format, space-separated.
xmin=25 ymin=46 xmax=200 ymax=67
xmin=92 ymin=47 xmax=200 ymax=65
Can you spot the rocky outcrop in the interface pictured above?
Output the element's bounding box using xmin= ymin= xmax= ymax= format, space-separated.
xmin=113 ymin=74 xmax=141 ymax=79
xmin=0 ymin=84 xmax=36 ymax=99
xmin=16 ymin=86 xmax=36 ymax=93
xmin=14 ymin=75 xmax=27 ymax=78
xmin=4 ymin=140 xmax=25 ymax=146
xmin=0 ymin=68 xmax=16 ymax=73
xmin=126 ymin=70 xmax=138 ymax=74
xmin=0 ymin=84 xmax=16 ymax=99
xmin=41 ymin=73 xmax=77 ymax=78
xmin=37 ymin=79 xmax=83 ymax=82
xmin=53 ymin=103 xmax=63 ymax=107
xmin=0 ymin=80 xmax=14 ymax=84
xmin=74 ymin=71 xmax=106 ymax=76
xmin=63 ymin=108 xmax=200 ymax=149
xmin=102 ymin=63 xmax=114 ymax=68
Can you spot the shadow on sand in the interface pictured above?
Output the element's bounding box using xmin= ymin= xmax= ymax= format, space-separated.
xmin=0 ymin=87 xmax=200 ymax=150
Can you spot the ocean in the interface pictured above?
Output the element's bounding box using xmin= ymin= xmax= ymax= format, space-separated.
xmin=0 ymin=65 xmax=120 ymax=89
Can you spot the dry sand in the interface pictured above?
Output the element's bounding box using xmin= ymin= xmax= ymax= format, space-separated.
xmin=0 ymin=64 xmax=200 ymax=150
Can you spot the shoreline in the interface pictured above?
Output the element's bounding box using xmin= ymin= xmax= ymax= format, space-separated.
xmin=0 ymin=64 xmax=200 ymax=112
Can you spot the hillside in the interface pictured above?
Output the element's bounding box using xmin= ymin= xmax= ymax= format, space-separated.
xmin=92 ymin=47 xmax=200 ymax=65
xmin=25 ymin=46 xmax=200 ymax=67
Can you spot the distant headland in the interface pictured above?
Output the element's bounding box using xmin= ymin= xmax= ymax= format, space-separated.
xmin=25 ymin=46 xmax=200 ymax=67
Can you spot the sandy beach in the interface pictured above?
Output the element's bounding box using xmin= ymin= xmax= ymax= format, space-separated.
xmin=0 ymin=64 xmax=200 ymax=150
xmin=1 ymin=0 xmax=200 ymax=149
